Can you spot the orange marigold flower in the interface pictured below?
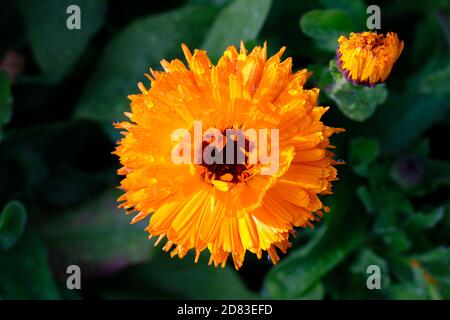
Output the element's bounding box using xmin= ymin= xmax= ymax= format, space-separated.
xmin=113 ymin=42 xmax=343 ymax=270
xmin=337 ymin=32 xmax=404 ymax=86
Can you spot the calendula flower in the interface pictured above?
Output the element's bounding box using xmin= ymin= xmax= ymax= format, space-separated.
xmin=114 ymin=42 xmax=343 ymax=269
xmin=337 ymin=32 xmax=404 ymax=86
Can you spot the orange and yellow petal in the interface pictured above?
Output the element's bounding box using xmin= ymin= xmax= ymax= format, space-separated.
xmin=337 ymin=32 xmax=404 ymax=86
xmin=114 ymin=42 xmax=343 ymax=269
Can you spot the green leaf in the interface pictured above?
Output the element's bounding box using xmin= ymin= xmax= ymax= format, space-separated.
xmin=17 ymin=0 xmax=106 ymax=82
xmin=0 ymin=71 xmax=12 ymax=141
xmin=202 ymin=0 xmax=272 ymax=61
xmin=99 ymin=251 xmax=256 ymax=299
xmin=263 ymin=175 xmax=364 ymax=298
xmin=331 ymin=82 xmax=388 ymax=121
xmin=351 ymin=248 xmax=391 ymax=290
xmin=374 ymin=93 xmax=450 ymax=154
xmin=74 ymin=5 xmax=217 ymax=134
xmin=0 ymin=201 xmax=27 ymax=250
xmin=296 ymin=282 xmax=325 ymax=300
xmin=424 ymin=159 xmax=450 ymax=192
xmin=373 ymin=208 xmax=398 ymax=234
xmin=404 ymin=207 xmax=444 ymax=230
xmin=349 ymin=137 xmax=380 ymax=176
xmin=420 ymin=63 xmax=450 ymax=95
xmin=381 ymin=229 xmax=411 ymax=253
xmin=410 ymin=15 xmax=448 ymax=70
xmin=0 ymin=234 xmax=60 ymax=299
xmin=411 ymin=250 xmax=450 ymax=300
xmin=300 ymin=9 xmax=353 ymax=52
xmin=265 ymin=230 xmax=362 ymax=299
xmin=37 ymin=189 xmax=153 ymax=274
xmin=318 ymin=0 xmax=366 ymax=29
xmin=356 ymin=185 xmax=375 ymax=213
xmin=351 ymin=248 xmax=390 ymax=273
xmin=327 ymin=60 xmax=388 ymax=121
xmin=409 ymin=262 xmax=442 ymax=300
xmin=188 ymin=0 xmax=232 ymax=6
xmin=388 ymin=283 xmax=428 ymax=300
xmin=410 ymin=247 xmax=450 ymax=263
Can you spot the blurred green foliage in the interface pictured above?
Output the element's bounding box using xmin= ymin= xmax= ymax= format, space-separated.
xmin=17 ymin=0 xmax=107 ymax=82
xmin=0 ymin=71 xmax=12 ymax=141
xmin=75 ymin=5 xmax=218 ymax=131
xmin=0 ymin=0 xmax=449 ymax=300
xmin=0 ymin=201 xmax=27 ymax=250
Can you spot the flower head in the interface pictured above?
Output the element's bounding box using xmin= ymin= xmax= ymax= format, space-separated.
xmin=337 ymin=32 xmax=404 ymax=86
xmin=114 ymin=42 xmax=343 ymax=269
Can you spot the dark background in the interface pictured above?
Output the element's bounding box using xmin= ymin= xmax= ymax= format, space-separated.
xmin=0 ymin=0 xmax=449 ymax=300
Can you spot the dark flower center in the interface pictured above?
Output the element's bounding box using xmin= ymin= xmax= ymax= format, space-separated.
xmin=199 ymin=130 xmax=255 ymax=185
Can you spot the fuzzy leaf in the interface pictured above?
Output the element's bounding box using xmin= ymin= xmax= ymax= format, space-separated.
xmin=327 ymin=60 xmax=388 ymax=121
